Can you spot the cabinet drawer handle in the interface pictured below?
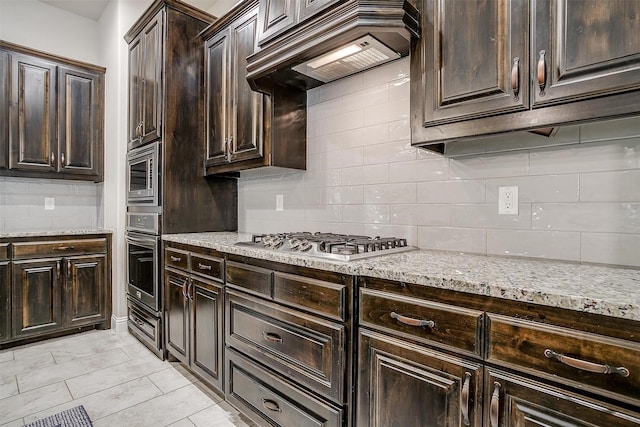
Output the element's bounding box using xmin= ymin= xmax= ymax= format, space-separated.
xmin=490 ymin=381 xmax=501 ymax=427
xmin=544 ymin=349 xmax=630 ymax=377
xmin=261 ymin=398 xmax=282 ymax=413
xmin=262 ymin=331 xmax=283 ymax=344
xmin=135 ymin=319 xmax=144 ymax=327
xmin=170 ymin=256 xmax=181 ymax=262
xmin=511 ymin=57 xmax=520 ymax=100
xmin=390 ymin=312 xmax=435 ymax=328
xmin=197 ymin=263 xmax=212 ymax=270
xmin=53 ymin=246 xmax=74 ymax=251
xmin=461 ymin=372 xmax=471 ymax=426
xmin=537 ymin=50 xmax=547 ymax=95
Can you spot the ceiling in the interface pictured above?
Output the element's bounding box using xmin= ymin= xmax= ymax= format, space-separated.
xmin=37 ymin=0 xmax=223 ymax=21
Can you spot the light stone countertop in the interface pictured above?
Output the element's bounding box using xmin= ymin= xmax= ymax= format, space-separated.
xmin=163 ymin=232 xmax=640 ymax=321
xmin=0 ymin=229 xmax=113 ymax=239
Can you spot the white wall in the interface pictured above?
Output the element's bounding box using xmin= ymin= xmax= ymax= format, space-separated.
xmin=237 ymin=58 xmax=640 ymax=268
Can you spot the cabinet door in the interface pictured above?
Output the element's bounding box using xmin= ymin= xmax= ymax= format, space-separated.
xmin=128 ymin=36 xmax=143 ymax=147
xmin=164 ymin=268 xmax=189 ymax=363
xmin=229 ymin=9 xmax=264 ymax=164
xmin=139 ymin=13 xmax=163 ymax=146
xmin=418 ymin=0 xmax=529 ymax=126
xmin=0 ymin=50 xmax=8 ymax=170
xmin=298 ymin=0 xmax=339 ymax=21
xmin=257 ymin=0 xmax=297 ymax=45
xmin=63 ymin=255 xmax=106 ymax=328
xmin=57 ymin=66 xmax=102 ymax=177
xmin=485 ymin=368 xmax=640 ymax=427
xmin=533 ymin=0 xmax=640 ymax=107
xmin=205 ymin=29 xmax=231 ymax=167
xmin=190 ymin=277 xmax=223 ymax=392
xmin=8 ymin=53 xmax=57 ymax=172
xmin=12 ymin=259 xmax=62 ymax=338
xmin=357 ymin=329 xmax=483 ymax=427
xmin=0 ymin=261 xmax=9 ymax=342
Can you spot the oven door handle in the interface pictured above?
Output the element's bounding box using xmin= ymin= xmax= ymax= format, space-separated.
xmin=126 ymin=234 xmax=159 ymax=247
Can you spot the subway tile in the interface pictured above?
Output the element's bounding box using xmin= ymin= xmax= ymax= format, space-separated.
xmin=341 ymin=123 xmax=389 ymax=149
xmin=343 ymin=205 xmax=390 ymax=223
xmin=580 ymin=116 xmax=640 ymax=143
xmin=487 ymin=229 xmax=581 ymax=262
xmin=319 ymin=72 xmax=364 ymax=101
xmin=326 ymin=147 xmax=364 ymax=169
xmin=322 ymin=109 xmax=364 ymax=134
xmin=390 ymin=204 xmax=451 ymax=227
xmin=388 ymin=77 xmax=410 ymax=102
xmin=307 ymin=134 xmax=342 ymax=154
xmin=388 ymin=119 xmax=411 ymax=142
xmin=363 ymin=140 xmax=416 ymax=165
xmin=341 ymin=164 xmax=389 ymax=186
xmin=28 ymin=182 xmax=76 ymax=195
xmin=449 ymin=152 xmax=530 ymax=179
xmin=308 ymin=97 xmax=343 ymax=121
xmin=364 ymin=224 xmax=418 ymax=246
xmin=303 ymin=205 xmax=343 ymax=222
xmin=303 ymin=169 xmax=342 ymax=188
xmin=5 ymin=216 xmax=52 ymax=231
xmin=363 ymin=57 xmax=410 ymax=88
xmin=529 ymin=138 xmax=640 ymax=175
xmin=364 ymin=183 xmax=417 ymax=204
xmin=364 ymin=98 xmax=409 ymax=126
xmin=486 ymin=175 xmax=579 ymax=203
xmin=532 ymin=202 xmax=640 ymax=233
xmin=581 ymin=233 xmax=640 ymax=267
xmin=451 ymin=203 xmax=532 ymax=229
xmin=580 ymin=170 xmax=640 ymax=202
xmin=389 ymin=158 xmax=450 ymax=183
xmin=417 ymin=226 xmax=487 ymax=254
xmin=303 ymin=186 xmax=363 ymax=205
xmin=417 ymin=180 xmax=486 ymax=204
xmin=0 ymin=177 xmax=31 ymax=194
xmin=303 ymin=221 xmax=366 ymax=235
xmin=342 ymin=83 xmax=389 ymax=113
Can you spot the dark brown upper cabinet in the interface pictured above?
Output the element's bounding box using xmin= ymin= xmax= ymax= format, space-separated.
xmin=0 ymin=41 xmax=104 ymax=181
xmin=411 ymin=0 xmax=640 ymax=153
xmin=201 ymin=0 xmax=306 ymax=176
xmin=125 ymin=0 xmax=238 ymax=234
xmin=257 ymin=0 xmax=339 ymax=46
xmin=127 ymin=12 xmax=163 ymax=150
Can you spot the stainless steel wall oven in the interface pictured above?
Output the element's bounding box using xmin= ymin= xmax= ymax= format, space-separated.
xmin=125 ymin=230 xmax=160 ymax=312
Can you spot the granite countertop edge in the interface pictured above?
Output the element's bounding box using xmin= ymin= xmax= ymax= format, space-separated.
xmin=0 ymin=229 xmax=114 ymax=238
xmin=163 ymin=232 xmax=640 ymax=322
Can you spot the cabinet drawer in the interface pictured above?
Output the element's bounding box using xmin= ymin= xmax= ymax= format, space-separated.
xmin=165 ymin=248 xmax=189 ymax=271
xmin=0 ymin=244 xmax=8 ymax=261
xmin=190 ymin=253 xmax=223 ymax=282
xmin=227 ymin=348 xmax=342 ymax=427
xmin=487 ymin=314 xmax=640 ymax=406
xmin=274 ymin=272 xmax=346 ymax=321
xmin=127 ymin=297 xmax=161 ymax=353
xmin=13 ymin=238 xmax=107 ymax=259
xmin=226 ymin=261 xmax=272 ymax=297
xmin=226 ymin=290 xmax=345 ymax=401
xmin=360 ymin=288 xmax=484 ymax=357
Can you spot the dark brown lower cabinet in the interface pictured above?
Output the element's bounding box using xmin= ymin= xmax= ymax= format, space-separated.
xmin=163 ymin=243 xmax=225 ymax=392
xmin=1 ymin=234 xmax=111 ymax=348
xmin=485 ymin=368 xmax=640 ymax=427
xmin=357 ymin=328 xmax=482 ymax=427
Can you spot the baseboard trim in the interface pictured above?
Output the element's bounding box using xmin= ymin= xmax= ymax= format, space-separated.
xmin=111 ymin=314 xmax=128 ymax=333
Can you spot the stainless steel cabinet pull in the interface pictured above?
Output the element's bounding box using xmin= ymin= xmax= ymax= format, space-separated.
xmin=261 ymin=398 xmax=281 ymax=412
xmin=390 ymin=312 xmax=435 ymax=328
xmin=511 ymin=57 xmax=520 ymax=100
xmin=181 ymin=278 xmax=189 ymax=300
xmin=544 ymin=349 xmax=630 ymax=377
xmin=197 ymin=263 xmax=212 ymax=270
xmin=170 ymin=256 xmax=181 ymax=262
xmin=53 ymin=246 xmax=74 ymax=251
xmin=60 ymin=152 xmax=65 ymax=167
xmin=50 ymin=151 xmax=56 ymax=166
xmin=461 ymin=372 xmax=472 ymax=426
xmin=56 ymin=261 xmax=61 ymax=281
xmin=67 ymin=260 xmax=71 ymax=272
xmin=537 ymin=50 xmax=547 ymax=95
xmin=136 ymin=319 xmax=144 ymax=327
xmin=187 ymin=278 xmax=193 ymax=302
xmin=490 ymin=382 xmax=501 ymax=427
xmin=262 ymin=331 xmax=283 ymax=344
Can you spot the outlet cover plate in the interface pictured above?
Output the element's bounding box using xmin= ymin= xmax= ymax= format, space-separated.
xmin=498 ymin=186 xmax=518 ymax=215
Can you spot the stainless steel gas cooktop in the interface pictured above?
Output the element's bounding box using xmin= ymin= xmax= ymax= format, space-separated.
xmin=235 ymin=232 xmax=415 ymax=262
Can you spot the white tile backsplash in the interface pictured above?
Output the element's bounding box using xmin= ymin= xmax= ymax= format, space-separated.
xmin=236 ymin=58 xmax=640 ymax=267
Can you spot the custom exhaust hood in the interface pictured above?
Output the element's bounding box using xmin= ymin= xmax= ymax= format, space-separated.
xmin=246 ymin=0 xmax=420 ymax=93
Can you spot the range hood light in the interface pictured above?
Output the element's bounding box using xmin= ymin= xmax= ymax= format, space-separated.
xmin=307 ymin=43 xmax=363 ymax=69
xmin=292 ymin=35 xmax=401 ymax=83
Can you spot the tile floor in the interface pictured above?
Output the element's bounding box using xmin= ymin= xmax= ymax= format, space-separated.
xmin=0 ymin=330 xmax=254 ymax=426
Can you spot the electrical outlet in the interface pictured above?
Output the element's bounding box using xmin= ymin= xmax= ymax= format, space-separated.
xmin=276 ymin=194 xmax=284 ymax=211
xmin=44 ymin=197 xmax=55 ymax=211
xmin=498 ymin=186 xmax=518 ymax=215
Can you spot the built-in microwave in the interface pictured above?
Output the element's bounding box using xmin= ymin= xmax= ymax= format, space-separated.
xmin=127 ymin=142 xmax=160 ymax=206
